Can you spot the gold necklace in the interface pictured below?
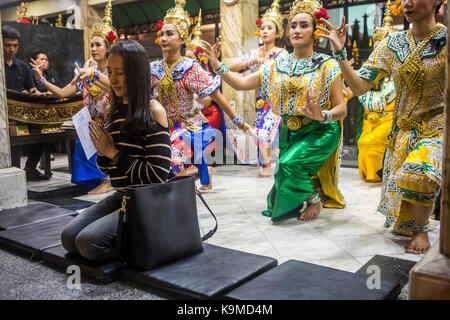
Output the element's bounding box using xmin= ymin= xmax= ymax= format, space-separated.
xmin=281 ymin=54 xmax=312 ymax=114
xmin=158 ymin=56 xmax=186 ymax=130
xmin=386 ymin=25 xmax=443 ymax=149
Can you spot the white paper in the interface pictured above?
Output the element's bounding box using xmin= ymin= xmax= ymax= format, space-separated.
xmin=72 ymin=107 xmax=97 ymax=160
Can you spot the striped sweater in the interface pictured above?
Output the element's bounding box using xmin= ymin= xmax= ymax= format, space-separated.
xmin=96 ymin=103 xmax=172 ymax=192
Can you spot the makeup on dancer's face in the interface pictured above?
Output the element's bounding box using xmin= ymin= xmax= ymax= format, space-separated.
xmin=91 ymin=36 xmax=107 ymax=61
xmin=159 ymin=24 xmax=184 ymax=51
xmin=107 ymin=53 xmax=126 ymax=98
xmin=402 ymin=0 xmax=438 ymax=22
xmin=290 ymin=13 xmax=314 ymax=45
xmin=260 ymin=20 xmax=277 ymax=42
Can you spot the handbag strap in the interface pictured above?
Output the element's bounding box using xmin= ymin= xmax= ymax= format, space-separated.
xmin=196 ymin=190 xmax=218 ymax=241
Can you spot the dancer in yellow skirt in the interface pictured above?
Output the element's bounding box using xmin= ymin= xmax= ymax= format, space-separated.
xmin=356 ymin=7 xmax=396 ymax=182
xmin=320 ymin=0 xmax=446 ymax=254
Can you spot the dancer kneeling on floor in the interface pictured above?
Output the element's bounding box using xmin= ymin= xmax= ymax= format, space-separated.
xmin=61 ymin=40 xmax=171 ymax=261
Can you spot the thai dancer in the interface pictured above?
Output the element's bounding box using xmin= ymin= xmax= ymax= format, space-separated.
xmin=321 ymin=0 xmax=446 ymax=253
xmin=202 ymin=0 xmax=347 ymax=222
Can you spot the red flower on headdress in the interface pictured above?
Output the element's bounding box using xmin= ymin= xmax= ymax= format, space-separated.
xmin=256 ymin=17 xmax=261 ymax=28
xmin=195 ymin=47 xmax=204 ymax=55
xmin=156 ymin=19 xmax=164 ymax=31
xmin=314 ymin=8 xmax=329 ymax=21
xmin=106 ymin=30 xmax=117 ymax=43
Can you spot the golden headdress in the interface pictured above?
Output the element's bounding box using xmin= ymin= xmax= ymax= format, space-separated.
xmin=261 ymin=0 xmax=284 ymax=38
xmin=90 ymin=0 xmax=117 ymax=46
xmin=373 ymin=0 xmax=396 ymax=42
xmin=289 ymin=0 xmax=328 ymax=24
xmin=164 ymin=0 xmax=191 ymax=42
xmin=188 ymin=9 xmax=204 ymax=51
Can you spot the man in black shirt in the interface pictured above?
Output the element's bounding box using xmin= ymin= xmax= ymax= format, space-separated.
xmin=3 ymin=25 xmax=50 ymax=181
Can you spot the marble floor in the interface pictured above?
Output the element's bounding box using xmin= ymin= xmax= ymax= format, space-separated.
xmin=0 ymin=154 xmax=441 ymax=299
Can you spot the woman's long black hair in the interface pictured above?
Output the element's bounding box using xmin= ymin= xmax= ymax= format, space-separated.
xmin=106 ymin=40 xmax=156 ymax=137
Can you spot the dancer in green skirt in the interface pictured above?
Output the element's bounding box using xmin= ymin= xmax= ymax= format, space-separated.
xmin=201 ymin=0 xmax=347 ymax=222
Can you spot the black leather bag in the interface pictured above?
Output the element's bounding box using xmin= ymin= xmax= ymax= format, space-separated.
xmin=117 ymin=175 xmax=217 ymax=270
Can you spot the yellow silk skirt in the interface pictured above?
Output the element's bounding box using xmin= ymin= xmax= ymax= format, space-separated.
xmin=357 ymin=112 xmax=393 ymax=182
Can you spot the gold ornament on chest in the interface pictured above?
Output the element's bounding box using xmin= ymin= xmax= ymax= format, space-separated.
xmin=282 ymin=76 xmax=304 ymax=95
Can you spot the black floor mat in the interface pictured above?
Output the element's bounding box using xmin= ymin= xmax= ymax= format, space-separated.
xmin=122 ymin=243 xmax=278 ymax=299
xmin=41 ymin=245 xmax=123 ymax=284
xmin=0 ymin=216 xmax=74 ymax=260
xmin=355 ymin=254 xmax=416 ymax=289
xmin=0 ymin=203 xmax=77 ymax=230
xmin=224 ymin=260 xmax=401 ymax=300
xmin=28 ymin=185 xmax=94 ymax=211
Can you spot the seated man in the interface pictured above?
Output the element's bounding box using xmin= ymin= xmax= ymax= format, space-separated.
xmin=3 ymin=25 xmax=50 ymax=181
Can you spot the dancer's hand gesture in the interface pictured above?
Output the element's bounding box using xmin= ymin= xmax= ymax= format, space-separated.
xmin=70 ymin=63 xmax=94 ymax=85
xmin=200 ymin=39 xmax=222 ymax=70
xmin=29 ymin=58 xmax=44 ymax=81
xmin=316 ymin=16 xmax=349 ymax=53
xmin=304 ymin=87 xmax=323 ymax=121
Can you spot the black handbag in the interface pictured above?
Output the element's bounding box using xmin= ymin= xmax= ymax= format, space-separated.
xmin=117 ymin=175 xmax=218 ymax=270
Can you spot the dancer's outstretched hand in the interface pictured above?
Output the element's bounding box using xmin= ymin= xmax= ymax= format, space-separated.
xmin=316 ymin=16 xmax=349 ymax=53
xmin=200 ymin=39 xmax=222 ymax=70
xmin=70 ymin=63 xmax=95 ymax=86
xmin=29 ymin=58 xmax=44 ymax=81
xmin=304 ymin=87 xmax=323 ymax=121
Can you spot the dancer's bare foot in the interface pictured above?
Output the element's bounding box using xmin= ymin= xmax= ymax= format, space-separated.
xmin=88 ymin=181 xmax=113 ymax=195
xmin=200 ymin=166 xmax=214 ymax=191
xmin=257 ymin=163 xmax=273 ymax=179
xmin=406 ymin=231 xmax=431 ymax=254
xmin=298 ymin=201 xmax=323 ymax=221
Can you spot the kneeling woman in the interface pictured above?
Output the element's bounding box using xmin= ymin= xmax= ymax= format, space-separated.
xmin=61 ymin=40 xmax=171 ymax=260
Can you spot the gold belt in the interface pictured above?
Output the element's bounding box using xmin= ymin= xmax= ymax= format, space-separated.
xmin=396 ymin=106 xmax=443 ymax=132
xmin=168 ymin=117 xmax=203 ymax=131
xmin=364 ymin=111 xmax=390 ymax=123
xmin=284 ymin=116 xmax=312 ymax=131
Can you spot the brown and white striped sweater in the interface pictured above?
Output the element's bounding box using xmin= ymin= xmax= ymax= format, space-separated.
xmin=96 ymin=103 xmax=172 ymax=192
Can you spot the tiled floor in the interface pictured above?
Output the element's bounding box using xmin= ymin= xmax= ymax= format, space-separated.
xmin=0 ymin=154 xmax=440 ymax=299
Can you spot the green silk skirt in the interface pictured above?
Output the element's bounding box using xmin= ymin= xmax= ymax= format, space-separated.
xmin=262 ymin=116 xmax=341 ymax=222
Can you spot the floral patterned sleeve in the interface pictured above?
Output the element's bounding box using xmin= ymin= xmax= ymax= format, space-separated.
xmin=185 ymin=62 xmax=222 ymax=99
xmin=357 ymin=37 xmax=392 ymax=89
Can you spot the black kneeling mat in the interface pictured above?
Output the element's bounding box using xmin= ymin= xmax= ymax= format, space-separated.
xmin=0 ymin=203 xmax=77 ymax=230
xmin=0 ymin=216 xmax=74 ymax=260
xmin=355 ymin=254 xmax=416 ymax=289
xmin=122 ymin=243 xmax=278 ymax=299
xmin=224 ymin=260 xmax=401 ymax=300
xmin=41 ymin=245 xmax=123 ymax=283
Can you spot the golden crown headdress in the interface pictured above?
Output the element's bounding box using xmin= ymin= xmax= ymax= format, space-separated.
xmin=289 ymin=0 xmax=327 ymax=23
xmin=90 ymin=0 xmax=117 ymax=46
xmin=373 ymin=0 xmax=396 ymax=42
xmin=261 ymin=0 xmax=284 ymax=38
xmin=164 ymin=0 xmax=191 ymax=42
xmin=188 ymin=9 xmax=204 ymax=51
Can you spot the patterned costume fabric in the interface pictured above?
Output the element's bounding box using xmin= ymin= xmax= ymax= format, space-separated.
xmin=357 ymin=27 xmax=447 ymax=230
xmin=357 ymin=78 xmax=395 ymax=182
xmin=259 ymin=52 xmax=346 ymax=221
xmin=76 ymin=69 xmax=110 ymax=121
xmin=150 ymin=58 xmax=221 ymax=185
xmin=236 ymin=47 xmax=288 ymax=152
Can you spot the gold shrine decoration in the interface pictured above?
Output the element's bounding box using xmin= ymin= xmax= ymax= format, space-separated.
xmin=188 ymin=9 xmax=204 ymax=51
xmin=7 ymin=99 xmax=84 ymax=126
xmin=17 ymin=2 xmax=28 ymax=20
xmin=373 ymin=0 xmax=396 ymax=42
